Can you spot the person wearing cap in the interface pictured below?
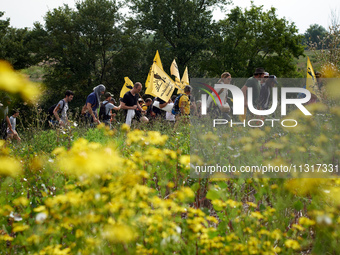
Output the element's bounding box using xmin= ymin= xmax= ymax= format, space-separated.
xmin=138 ymin=98 xmax=145 ymax=109
xmin=261 ymin=72 xmax=269 ymax=87
xmin=82 ymin=84 xmax=106 ymax=125
xmin=101 ymin=92 xmax=120 ymax=127
xmin=7 ymin=109 xmax=21 ymax=142
xmin=136 ymin=98 xmax=150 ymax=123
xmin=258 ymin=75 xmax=278 ymax=110
xmin=0 ymin=96 xmax=14 ymax=140
xmin=241 ymin=67 xmax=266 ymax=111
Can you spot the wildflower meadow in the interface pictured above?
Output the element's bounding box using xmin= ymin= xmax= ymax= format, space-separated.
xmin=0 ymin=60 xmax=340 ymax=255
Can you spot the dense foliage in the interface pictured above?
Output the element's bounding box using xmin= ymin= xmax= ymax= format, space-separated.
xmin=0 ymin=0 xmax=306 ymax=109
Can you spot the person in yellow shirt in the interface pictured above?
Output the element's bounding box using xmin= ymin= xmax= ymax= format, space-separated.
xmin=174 ymin=85 xmax=193 ymax=130
xmin=179 ymin=85 xmax=192 ymax=115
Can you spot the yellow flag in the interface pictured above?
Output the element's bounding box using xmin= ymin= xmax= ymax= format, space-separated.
xmin=146 ymin=50 xmax=164 ymax=88
xmin=120 ymin=77 xmax=134 ymax=98
xmin=145 ymin=63 xmax=175 ymax=102
xmin=181 ymin=66 xmax=189 ymax=85
xmin=170 ymin=59 xmax=181 ymax=82
xmin=154 ymin=50 xmax=163 ymax=70
xmin=306 ymin=57 xmax=321 ymax=99
xmin=176 ymin=66 xmax=189 ymax=93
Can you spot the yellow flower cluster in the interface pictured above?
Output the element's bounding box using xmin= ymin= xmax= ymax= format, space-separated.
xmin=0 ymin=60 xmax=40 ymax=102
xmin=0 ymin=140 xmax=22 ymax=177
xmin=52 ymin=138 xmax=123 ymax=177
xmin=126 ymin=129 xmax=168 ymax=146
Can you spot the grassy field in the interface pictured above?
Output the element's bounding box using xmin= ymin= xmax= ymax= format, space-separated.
xmin=1 ymin=55 xmax=339 ymax=254
xmin=1 ymin=102 xmax=339 ymax=254
xmin=294 ymin=50 xmax=322 ymax=75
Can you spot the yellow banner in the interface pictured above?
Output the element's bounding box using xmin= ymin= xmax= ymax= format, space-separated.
xmin=176 ymin=66 xmax=189 ymax=93
xmin=145 ymin=63 xmax=175 ymax=102
xmin=181 ymin=66 xmax=189 ymax=85
xmin=120 ymin=77 xmax=134 ymax=98
xmin=170 ymin=59 xmax=181 ymax=82
xmin=154 ymin=50 xmax=163 ymax=70
xmin=146 ymin=50 xmax=164 ymax=88
xmin=306 ymin=57 xmax=321 ymax=99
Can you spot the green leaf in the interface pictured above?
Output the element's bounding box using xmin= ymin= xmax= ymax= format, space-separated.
xmin=206 ymin=189 xmax=220 ymax=201
xmin=217 ymin=181 xmax=229 ymax=189
xmin=191 ymin=182 xmax=200 ymax=192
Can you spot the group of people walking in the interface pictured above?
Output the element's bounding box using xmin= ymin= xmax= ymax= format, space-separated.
xmin=0 ymin=67 xmax=280 ymax=142
xmin=49 ymin=67 xmax=279 ymax=129
xmin=49 ymin=82 xmax=194 ymax=129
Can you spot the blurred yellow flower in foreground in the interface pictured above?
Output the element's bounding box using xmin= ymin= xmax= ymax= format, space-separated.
xmin=103 ymin=224 xmax=136 ymax=243
xmin=53 ymin=138 xmax=123 ymax=177
xmin=0 ymin=60 xmax=40 ymax=102
xmin=284 ymin=239 xmax=300 ymax=250
xmin=0 ymin=156 xmax=22 ymax=177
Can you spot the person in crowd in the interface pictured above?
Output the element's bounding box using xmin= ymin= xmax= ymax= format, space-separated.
xmin=207 ymin=72 xmax=232 ymax=109
xmin=179 ymin=85 xmax=193 ymax=116
xmin=0 ymin=96 xmax=13 ymax=140
xmin=152 ymin=97 xmax=168 ymax=119
xmin=138 ymin=98 xmax=145 ymax=111
xmin=82 ymin=84 xmax=105 ymax=125
xmin=258 ymin=75 xmax=278 ymax=110
xmin=174 ymin=85 xmax=193 ymax=129
xmin=144 ymin=98 xmax=155 ymax=119
xmin=165 ymin=95 xmax=176 ymax=124
xmin=53 ymin=90 xmax=74 ymax=126
xmin=261 ymin=72 xmax=269 ymax=86
xmin=101 ymin=92 xmax=120 ymax=127
xmin=135 ymin=98 xmax=145 ymax=122
xmin=120 ymin=82 xmax=145 ymax=126
xmin=7 ymin=109 xmax=21 ymax=142
xmin=241 ymin=67 xmax=265 ymax=112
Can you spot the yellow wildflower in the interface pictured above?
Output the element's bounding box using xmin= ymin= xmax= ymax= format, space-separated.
xmin=13 ymin=197 xmax=29 ymax=207
xmin=0 ymin=60 xmax=40 ymax=102
xmin=103 ymin=224 xmax=136 ymax=243
xmin=250 ymin=211 xmax=264 ymax=220
xmin=292 ymin=224 xmax=305 ymax=231
xmin=284 ymin=239 xmax=300 ymax=250
xmin=12 ymin=224 xmax=29 ymax=232
xmin=0 ymin=156 xmax=22 ymax=177
xmin=299 ymin=217 xmax=316 ymax=226
xmin=179 ymin=155 xmax=190 ymax=169
xmin=0 ymin=235 xmax=13 ymax=241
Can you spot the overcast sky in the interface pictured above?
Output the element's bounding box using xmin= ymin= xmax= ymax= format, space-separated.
xmin=1 ymin=0 xmax=340 ymax=33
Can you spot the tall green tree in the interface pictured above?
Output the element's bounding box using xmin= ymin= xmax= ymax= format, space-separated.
xmin=304 ymin=24 xmax=327 ymax=49
xmin=199 ymin=5 xmax=304 ymax=78
xmin=0 ymin=11 xmax=10 ymax=36
xmin=31 ymin=0 xmax=129 ymax=106
xmin=0 ymin=12 xmax=39 ymax=69
xmin=129 ymin=0 xmax=231 ymax=73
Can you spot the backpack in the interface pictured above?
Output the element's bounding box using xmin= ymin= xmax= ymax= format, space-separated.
xmin=171 ymin=94 xmax=183 ymax=115
xmin=48 ymin=99 xmax=65 ymax=118
xmin=99 ymin=101 xmax=110 ymax=121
